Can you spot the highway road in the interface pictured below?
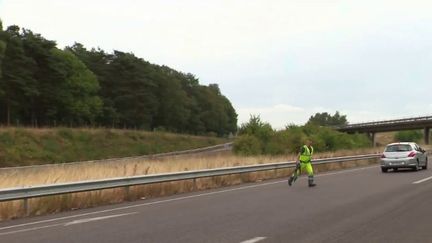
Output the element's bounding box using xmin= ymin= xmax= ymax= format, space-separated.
xmin=0 ymin=165 xmax=431 ymax=243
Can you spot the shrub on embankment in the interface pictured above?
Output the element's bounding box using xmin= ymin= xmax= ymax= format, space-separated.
xmin=233 ymin=116 xmax=371 ymax=156
xmin=394 ymin=130 xmax=423 ymax=143
xmin=0 ymin=127 xmax=229 ymax=167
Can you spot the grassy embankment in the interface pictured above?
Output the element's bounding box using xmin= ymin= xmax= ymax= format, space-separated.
xmin=0 ymin=127 xmax=229 ymax=167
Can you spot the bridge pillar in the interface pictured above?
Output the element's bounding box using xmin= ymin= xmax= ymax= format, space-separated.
xmin=424 ymin=127 xmax=430 ymax=145
xmin=369 ymin=132 xmax=376 ymax=147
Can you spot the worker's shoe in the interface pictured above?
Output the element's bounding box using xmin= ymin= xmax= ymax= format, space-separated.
xmin=288 ymin=177 xmax=294 ymax=186
xmin=308 ymin=176 xmax=316 ymax=187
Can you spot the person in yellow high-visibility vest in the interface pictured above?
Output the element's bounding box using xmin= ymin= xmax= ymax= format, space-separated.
xmin=288 ymin=139 xmax=316 ymax=187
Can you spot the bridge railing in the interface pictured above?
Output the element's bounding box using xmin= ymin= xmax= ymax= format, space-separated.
xmin=336 ymin=115 xmax=432 ymax=130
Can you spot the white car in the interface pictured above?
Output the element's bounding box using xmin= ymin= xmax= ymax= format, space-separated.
xmin=380 ymin=142 xmax=428 ymax=172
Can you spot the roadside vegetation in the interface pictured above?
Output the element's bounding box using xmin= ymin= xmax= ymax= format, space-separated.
xmin=0 ymin=127 xmax=229 ymax=167
xmin=233 ymin=114 xmax=371 ymax=156
xmin=394 ymin=130 xmax=423 ymax=143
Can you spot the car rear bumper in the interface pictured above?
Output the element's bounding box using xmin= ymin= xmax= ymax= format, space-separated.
xmin=380 ymin=158 xmax=417 ymax=168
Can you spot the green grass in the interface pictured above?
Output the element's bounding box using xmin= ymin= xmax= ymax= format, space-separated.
xmin=0 ymin=127 xmax=229 ymax=167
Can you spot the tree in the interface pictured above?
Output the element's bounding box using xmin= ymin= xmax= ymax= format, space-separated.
xmin=69 ymin=46 xmax=161 ymax=129
xmin=0 ymin=19 xmax=5 ymax=78
xmin=152 ymin=72 xmax=191 ymax=132
xmin=67 ymin=43 xmax=119 ymax=126
xmin=0 ymin=20 xmax=5 ymax=110
xmin=49 ymin=49 xmax=103 ymax=125
xmin=0 ymin=19 xmax=6 ymax=79
xmin=190 ymin=84 xmax=237 ymax=136
xmin=0 ymin=40 xmax=5 ymax=77
xmin=105 ymin=51 xmax=159 ymax=129
xmin=306 ymin=111 xmax=348 ymax=126
xmin=19 ymin=28 xmax=62 ymax=126
xmin=0 ymin=26 xmax=37 ymax=125
xmin=221 ymin=95 xmax=238 ymax=135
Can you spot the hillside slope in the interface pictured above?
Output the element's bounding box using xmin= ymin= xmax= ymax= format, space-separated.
xmin=0 ymin=127 xmax=229 ymax=167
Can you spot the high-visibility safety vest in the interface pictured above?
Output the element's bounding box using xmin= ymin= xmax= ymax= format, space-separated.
xmin=299 ymin=145 xmax=314 ymax=163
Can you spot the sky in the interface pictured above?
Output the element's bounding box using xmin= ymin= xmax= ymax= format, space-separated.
xmin=1 ymin=0 xmax=432 ymax=129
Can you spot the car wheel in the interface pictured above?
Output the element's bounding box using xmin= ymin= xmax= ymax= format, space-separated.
xmin=422 ymin=160 xmax=428 ymax=170
xmin=413 ymin=162 xmax=420 ymax=171
xmin=381 ymin=168 xmax=388 ymax=173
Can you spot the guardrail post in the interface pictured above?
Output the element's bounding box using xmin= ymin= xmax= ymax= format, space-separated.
xmin=23 ymin=198 xmax=29 ymax=216
xmin=424 ymin=127 xmax=430 ymax=145
xmin=193 ymin=178 xmax=197 ymax=191
xmin=124 ymin=186 xmax=130 ymax=201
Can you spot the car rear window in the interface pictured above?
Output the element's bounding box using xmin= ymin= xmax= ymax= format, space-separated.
xmin=385 ymin=144 xmax=412 ymax=152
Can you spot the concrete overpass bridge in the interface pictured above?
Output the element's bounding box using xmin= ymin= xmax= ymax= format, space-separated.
xmin=335 ymin=115 xmax=432 ymax=146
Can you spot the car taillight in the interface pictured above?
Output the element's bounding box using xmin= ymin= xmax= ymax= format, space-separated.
xmin=381 ymin=154 xmax=386 ymax=158
xmin=408 ymin=151 xmax=416 ymax=157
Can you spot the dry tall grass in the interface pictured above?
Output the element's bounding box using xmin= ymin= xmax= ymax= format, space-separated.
xmin=375 ymin=132 xmax=397 ymax=146
xmin=0 ymin=147 xmax=384 ymax=188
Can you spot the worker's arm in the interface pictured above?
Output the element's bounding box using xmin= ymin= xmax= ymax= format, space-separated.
xmin=296 ymin=146 xmax=304 ymax=164
xmin=297 ymin=146 xmax=305 ymax=160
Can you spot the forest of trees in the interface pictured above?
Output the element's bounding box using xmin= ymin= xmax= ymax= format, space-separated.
xmin=0 ymin=20 xmax=237 ymax=136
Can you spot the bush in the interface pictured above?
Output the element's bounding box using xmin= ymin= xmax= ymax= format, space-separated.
xmin=395 ymin=130 xmax=423 ymax=142
xmin=238 ymin=115 xmax=274 ymax=145
xmin=233 ymin=134 xmax=262 ymax=156
xmin=264 ymin=131 xmax=290 ymax=155
xmin=284 ymin=126 xmax=308 ymax=153
xmin=234 ymin=121 xmax=371 ymax=156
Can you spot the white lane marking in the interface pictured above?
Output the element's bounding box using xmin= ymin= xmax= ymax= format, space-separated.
xmin=413 ymin=175 xmax=432 ymax=184
xmin=0 ymin=223 xmax=64 ymax=236
xmin=240 ymin=237 xmax=267 ymax=243
xmin=0 ymin=213 xmax=137 ymax=236
xmin=316 ymin=165 xmax=378 ymax=178
xmin=64 ymin=212 xmax=137 ymax=226
xmin=0 ymin=165 xmax=378 ymax=232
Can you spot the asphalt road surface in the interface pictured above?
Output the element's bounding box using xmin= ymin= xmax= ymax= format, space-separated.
xmin=1 ymin=165 xmax=431 ymax=243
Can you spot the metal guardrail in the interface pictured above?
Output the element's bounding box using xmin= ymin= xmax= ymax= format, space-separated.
xmin=0 ymin=154 xmax=379 ymax=202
